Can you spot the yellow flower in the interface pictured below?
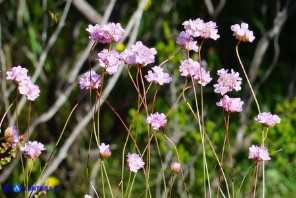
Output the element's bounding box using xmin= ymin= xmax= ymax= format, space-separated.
xmin=116 ymin=43 xmax=125 ymax=52
xmin=44 ymin=176 xmax=60 ymax=186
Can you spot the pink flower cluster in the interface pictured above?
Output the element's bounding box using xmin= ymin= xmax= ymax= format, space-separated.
xmin=216 ymin=95 xmax=244 ymax=113
xmin=146 ymin=112 xmax=167 ymax=131
xmin=171 ymin=162 xmax=181 ymax=174
xmin=20 ymin=141 xmax=46 ymax=159
xmin=6 ymin=65 xmax=40 ymax=101
xmin=176 ymin=31 xmax=199 ymax=52
xmin=121 ymin=41 xmax=157 ymax=67
xmin=231 ymin=23 xmax=255 ymax=42
xmin=86 ymin=22 xmax=125 ymax=43
xmin=182 ymin=18 xmax=220 ymax=40
xmin=4 ymin=126 xmax=20 ymax=148
xmin=248 ymin=145 xmax=271 ymax=162
xmin=99 ymin=143 xmax=111 ymax=159
xmin=145 ymin=66 xmax=172 ymax=85
xmin=214 ymin=68 xmax=242 ymax=95
xmin=97 ymin=49 xmax=122 ymax=75
xmin=255 ymin=112 xmax=281 ymax=127
xmin=126 ymin=153 xmax=145 ymax=173
xmin=179 ymin=58 xmax=212 ymax=86
xmin=79 ymin=70 xmax=102 ymax=90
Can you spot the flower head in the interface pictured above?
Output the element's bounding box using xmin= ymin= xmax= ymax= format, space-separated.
xmin=6 ymin=66 xmax=29 ymax=83
xmin=99 ymin=143 xmax=111 ymax=159
xmin=84 ymin=195 xmax=92 ymax=198
xmin=145 ymin=66 xmax=172 ymax=85
xmin=179 ymin=58 xmax=212 ymax=86
xmin=79 ymin=70 xmax=102 ymax=90
xmin=86 ymin=23 xmax=125 ymax=43
xmin=121 ymin=41 xmax=157 ymax=67
xmin=18 ymin=79 xmax=41 ymax=101
xmin=182 ymin=18 xmax=220 ymax=40
xmin=126 ymin=153 xmax=145 ymax=173
xmin=214 ymin=68 xmax=242 ymax=95
xmin=248 ymin=145 xmax=271 ymax=162
xmin=255 ymin=112 xmax=281 ymax=127
xmin=231 ymin=23 xmax=255 ymax=42
xmin=171 ymin=162 xmax=181 ymax=174
xmin=216 ymin=95 xmax=244 ymax=113
xmin=97 ymin=49 xmax=122 ymax=75
xmin=176 ymin=31 xmax=199 ymax=52
xmin=146 ymin=112 xmax=167 ymax=131
xmin=4 ymin=126 xmax=20 ymax=148
xmin=20 ymin=141 xmax=46 ymax=159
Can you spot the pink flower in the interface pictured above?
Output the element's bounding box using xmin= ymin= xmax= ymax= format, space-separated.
xmin=171 ymin=162 xmax=181 ymax=174
xmin=255 ymin=112 xmax=281 ymax=127
xmin=126 ymin=153 xmax=145 ymax=173
xmin=248 ymin=145 xmax=271 ymax=161
xmin=182 ymin=18 xmax=220 ymax=40
xmin=86 ymin=23 xmax=125 ymax=43
xmin=6 ymin=65 xmax=29 ymax=83
xmin=79 ymin=70 xmax=102 ymax=90
xmin=18 ymin=79 xmax=41 ymax=101
xmin=179 ymin=58 xmax=200 ymax=77
xmin=84 ymin=195 xmax=92 ymax=198
xmin=97 ymin=49 xmax=122 ymax=75
xmin=146 ymin=112 xmax=167 ymax=131
xmin=214 ymin=68 xmax=242 ymax=95
xmin=121 ymin=41 xmax=157 ymax=67
xmin=99 ymin=143 xmax=111 ymax=159
xmin=176 ymin=31 xmax=199 ymax=52
xmin=4 ymin=126 xmax=20 ymax=148
xmin=193 ymin=67 xmax=212 ymax=86
xmin=216 ymin=95 xmax=244 ymax=113
xmin=231 ymin=23 xmax=255 ymax=42
xmin=20 ymin=141 xmax=46 ymax=159
xmin=145 ymin=66 xmax=172 ymax=85
xmin=179 ymin=58 xmax=212 ymax=86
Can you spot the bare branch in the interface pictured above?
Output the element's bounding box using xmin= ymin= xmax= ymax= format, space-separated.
xmin=73 ymin=0 xmax=102 ymax=23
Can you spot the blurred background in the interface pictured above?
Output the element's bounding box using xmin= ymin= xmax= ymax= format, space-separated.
xmin=0 ymin=0 xmax=295 ymax=197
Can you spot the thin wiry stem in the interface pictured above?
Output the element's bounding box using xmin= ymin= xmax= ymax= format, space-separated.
xmin=235 ymin=42 xmax=261 ymax=114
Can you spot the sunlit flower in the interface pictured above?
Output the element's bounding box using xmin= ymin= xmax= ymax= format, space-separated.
xmin=179 ymin=58 xmax=212 ymax=86
xmin=214 ymin=68 xmax=242 ymax=95
xmin=97 ymin=49 xmax=122 ymax=75
xmin=248 ymin=145 xmax=271 ymax=161
xmin=79 ymin=70 xmax=102 ymax=90
xmin=6 ymin=65 xmax=29 ymax=83
xmin=216 ymin=95 xmax=244 ymax=113
xmin=99 ymin=143 xmax=111 ymax=159
xmin=20 ymin=141 xmax=46 ymax=159
xmin=179 ymin=58 xmax=200 ymax=77
xmin=171 ymin=162 xmax=181 ymax=174
xmin=127 ymin=153 xmax=145 ymax=173
xmin=18 ymin=79 xmax=41 ymax=101
xmin=182 ymin=18 xmax=220 ymax=40
xmin=255 ymin=112 xmax=281 ymax=127
xmin=84 ymin=195 xmax=92 ymax=198
xmin=86 ymin=22 xmax=125 ymax=43
xmin=146 ymin=112 xmax=167 ymax=131
xmin=145 ymin=66 xmax=172 ymax=85
xmin=121 ymin=41 xmax=157 ymax=67
xmin=176 ymin=31 xmax=199 ymax=52
xmin=231 ymin=22 xmax=255 ymax=42
xmin=4 ymin=126 xmax=20 ymax=148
